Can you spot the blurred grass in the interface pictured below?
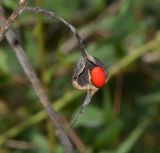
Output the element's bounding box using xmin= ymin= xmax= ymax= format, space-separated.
xmin=0 ymin=0 xmax=160 ymax=153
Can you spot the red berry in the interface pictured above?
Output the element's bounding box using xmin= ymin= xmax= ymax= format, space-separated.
xmin=91 ymin=66 xmax=106 ymax=88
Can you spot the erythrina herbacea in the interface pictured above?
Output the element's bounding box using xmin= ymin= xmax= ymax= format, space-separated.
xmin=91 ymin=66 xmax=106 ymax=88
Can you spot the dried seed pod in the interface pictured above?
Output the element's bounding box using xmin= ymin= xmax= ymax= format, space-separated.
xmin=70 ymin=54 xmax=109 ymax=129
xmin=72 ymin=54 xmax=109 ymax=94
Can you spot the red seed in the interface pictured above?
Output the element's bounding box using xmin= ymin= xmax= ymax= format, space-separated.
xmin=91 ymin=66 xmax=106 ymax=88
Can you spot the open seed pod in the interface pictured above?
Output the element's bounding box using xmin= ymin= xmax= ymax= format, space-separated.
xmin=72 ymin=54 xmax=109 ymax=95
xmin=69 ymin=54 xmax=109 ymax=129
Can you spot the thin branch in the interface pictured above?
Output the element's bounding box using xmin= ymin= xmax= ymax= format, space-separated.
xmin=0 ymin=5 xmax=88 ymax=58
xmin=0 ymin=8 xmax=73 ymax=153
xmin=61 ymin=0 xmax=120 ymax=54
xmin=69 ymin=91 xmax=92 ymax=130
xmin=0 ymin=0 xmax=26 ymax=41
xmin=23 ymin=6 xmax=88 ymax=58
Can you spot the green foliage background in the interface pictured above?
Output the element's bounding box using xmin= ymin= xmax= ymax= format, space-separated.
xmin=0 ymin=0 xmax=160 ymax=153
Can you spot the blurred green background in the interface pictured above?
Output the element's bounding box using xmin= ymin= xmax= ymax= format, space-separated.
xmin=0 ymin=0 xmax=160 ymax=153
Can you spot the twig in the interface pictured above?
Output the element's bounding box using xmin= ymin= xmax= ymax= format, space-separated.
xmin=0 ymin=8 xmax=73 ymax=153
xmin=0 ymin=5 xmax=88 ymax=58
xmin=23 ymin=6 xmax=88 ymax=58
xmin=0 ymin=0 xmax=26 ymax=41
xmin=61 ymin=1 xmax=120 ymax=54
xmin=69 ymin=91 xmax=92 ymax=130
